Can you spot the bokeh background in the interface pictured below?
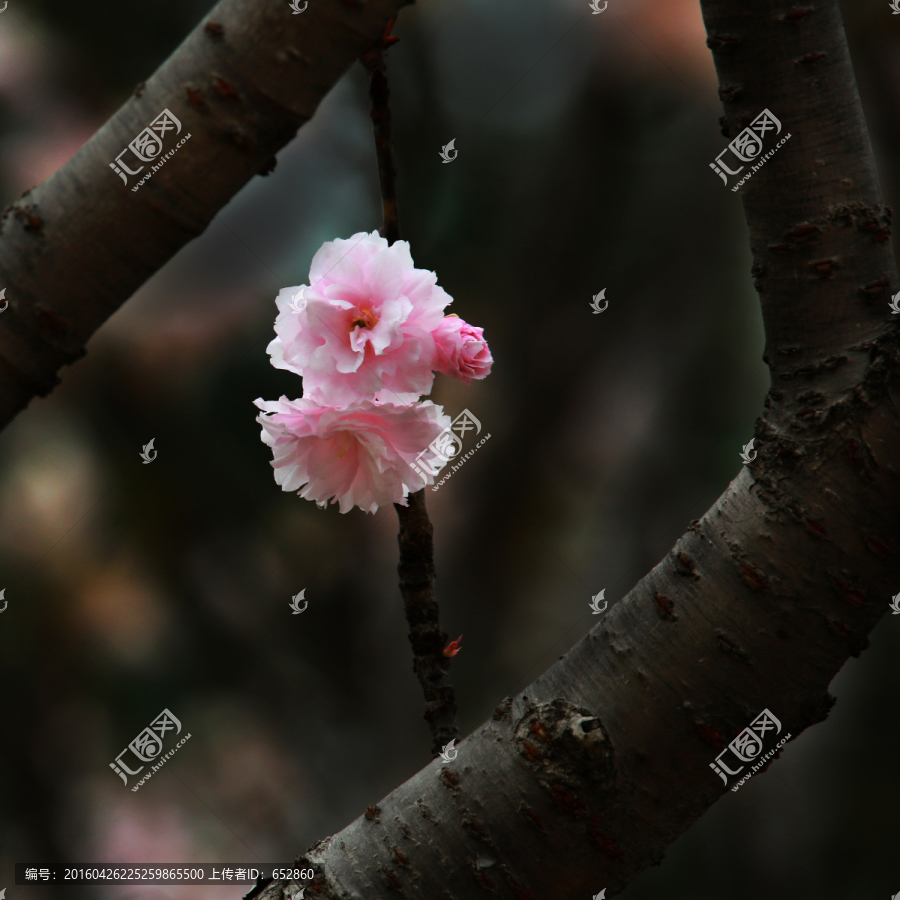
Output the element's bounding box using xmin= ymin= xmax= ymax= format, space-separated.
xmin=0 ymin=0 xmax=898 ymax=898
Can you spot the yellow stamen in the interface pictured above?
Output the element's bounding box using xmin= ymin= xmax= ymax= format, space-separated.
xmin=350 ymin=308 xmax=378 ymax=331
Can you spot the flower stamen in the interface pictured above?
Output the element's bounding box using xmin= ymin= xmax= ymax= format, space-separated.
xmin=350 ymin=308 xmax=378 ymax=331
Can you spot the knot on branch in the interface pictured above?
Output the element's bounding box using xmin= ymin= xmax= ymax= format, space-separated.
xmin=8 ymin=202 xmax=44 ymax=234
xmin=513 ymin=699 xmax=616 ymax=790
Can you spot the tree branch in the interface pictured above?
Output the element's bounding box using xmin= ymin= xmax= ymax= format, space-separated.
xmin=358 ymin=25 xmax=461 ymax=756
xmin=246 ymin=0 xmax=900 ymax=897
xmin=0 ymin=0 xmax=409 ymax=433
xmin=395 ymin=490 xmax=461 ymax=757
xmin=361 ymin=30 xmax=402 ymax=246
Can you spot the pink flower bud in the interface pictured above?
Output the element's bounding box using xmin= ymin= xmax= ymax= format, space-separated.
xmin=434 ymin=316 xmax=493 ymax=385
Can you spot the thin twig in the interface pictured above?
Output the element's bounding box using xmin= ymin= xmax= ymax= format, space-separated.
xmin=395 ymin=491 xmax=460 ymax=756
xmin=361 ymin=26 xmax=401 ymax=245
xmin=361 ymin=24 xmax=461 ymax=756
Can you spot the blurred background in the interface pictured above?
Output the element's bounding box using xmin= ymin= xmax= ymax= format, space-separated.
xmin=0 ymin=0 xmax=898 ymax=897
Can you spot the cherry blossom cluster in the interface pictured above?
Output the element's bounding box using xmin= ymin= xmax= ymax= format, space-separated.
xmin=255 ymin=231 xmax=493 ymax=513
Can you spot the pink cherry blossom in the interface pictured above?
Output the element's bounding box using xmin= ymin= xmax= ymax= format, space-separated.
xmin=254 ymin=396 xmax=452 ymax=514
xmin=433 ymin=315 xmax=493 ymax=384
xmin=267 ymin=231 xmax=453 ymax=405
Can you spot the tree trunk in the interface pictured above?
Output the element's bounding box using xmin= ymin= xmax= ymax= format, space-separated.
xmin=0 ymin=0 xmax=409 ymax=431
xmin=246 ymin=1 xmax=900 ymax=898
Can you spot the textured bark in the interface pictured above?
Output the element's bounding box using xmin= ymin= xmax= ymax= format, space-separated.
xmin=0 ymin=0 xmax=409 ymax=432
xmin=246 ymin=2 xmax=900 ymax=899
xmin=395 ymin=490 xmax=461 ymax=758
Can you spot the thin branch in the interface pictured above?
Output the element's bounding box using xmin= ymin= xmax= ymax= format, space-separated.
xmin=361 ymin=23 xmax=461 ymax=756
xmin=395 ymin=491 xmax=461 ymax=757
xmin=361 ymin=25 xmax=402 ymax=245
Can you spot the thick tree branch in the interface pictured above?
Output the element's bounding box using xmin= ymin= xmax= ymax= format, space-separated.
xmin=0 ymin=0 xmax=409 ymax=433
xmin=247 ymin=1 xmax=900 ymax=898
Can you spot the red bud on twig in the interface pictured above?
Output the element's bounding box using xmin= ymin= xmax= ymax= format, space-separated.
xmin=442 ymin=635 xmax=462 ymax=658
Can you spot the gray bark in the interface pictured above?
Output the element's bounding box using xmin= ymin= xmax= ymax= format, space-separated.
xmin=0 ymin=0 xmax=409 ymax=430
xmin=247 ymin=1 xmax=900 ymax=898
